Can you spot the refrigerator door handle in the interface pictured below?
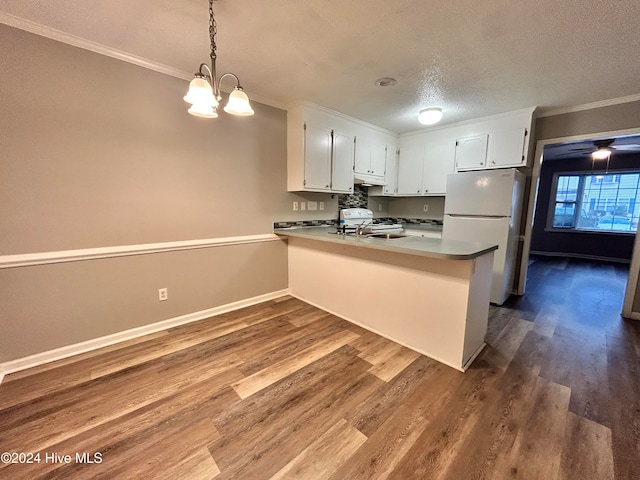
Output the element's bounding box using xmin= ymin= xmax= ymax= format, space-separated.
xmin=446 ymin=214 xmax=508 ymax=220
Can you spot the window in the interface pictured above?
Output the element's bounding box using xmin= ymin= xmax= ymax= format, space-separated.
xmin=549 ymin=172 xmax=640 ymax=233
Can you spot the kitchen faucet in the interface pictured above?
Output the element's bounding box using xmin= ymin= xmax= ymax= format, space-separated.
xmin=355 ymin=219 xmax=372 ymax=236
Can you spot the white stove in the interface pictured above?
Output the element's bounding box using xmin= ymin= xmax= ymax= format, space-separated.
xmin=338 ymin=208 xmax=403 ymax=234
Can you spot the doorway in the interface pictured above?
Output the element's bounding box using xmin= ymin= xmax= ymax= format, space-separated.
xmin=517 ymin=129 xmax=640 ymax=319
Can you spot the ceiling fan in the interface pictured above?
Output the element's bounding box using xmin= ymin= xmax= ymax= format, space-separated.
xmin=552 ymin=138 xmax=640 ymax=159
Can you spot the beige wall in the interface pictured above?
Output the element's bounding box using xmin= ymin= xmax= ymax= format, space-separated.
xmin=536 ymin=100 xmax=640 ymax=141
xmin=1 ymin=241 xmax=287 ymax=361
xmin=388 ymin=196 xmax=445 ymax=219
xmin=0 ymin=25 xmax=321 ymax=362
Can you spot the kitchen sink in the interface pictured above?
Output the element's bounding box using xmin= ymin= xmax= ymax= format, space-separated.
xmin=364 ymin=233 xmax=408 ymax=239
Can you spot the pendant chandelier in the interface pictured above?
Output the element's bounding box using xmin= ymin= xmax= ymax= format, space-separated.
xmin=183 ymin=0 xmax=254 ymax=118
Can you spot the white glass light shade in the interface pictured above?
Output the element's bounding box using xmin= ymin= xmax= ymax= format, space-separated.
xmin=418 ymin=107 xmax=443 ymax=126
xmin=223 ymin=87 xmax=254 ymax=116
xmin=183 ymin=76 xmax=217 ymax=107
xmin=188 ymin=103 xmax=218 ymax=118
xmin=592 ymin=147 xmax=611 ymax=160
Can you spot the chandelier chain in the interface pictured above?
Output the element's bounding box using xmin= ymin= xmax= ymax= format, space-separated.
xmin=209 ymin=0 xmax=217 ymax=62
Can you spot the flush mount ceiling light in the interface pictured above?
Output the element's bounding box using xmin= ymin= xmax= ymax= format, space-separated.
xmin=418 ymin=107 xmax=443 ymax=126
xmin=183 ymin=0 xmax=254 ymax=119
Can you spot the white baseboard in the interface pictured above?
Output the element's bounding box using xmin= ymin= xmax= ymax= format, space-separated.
xmin=0 ymin=289 xmax=289 ymax=383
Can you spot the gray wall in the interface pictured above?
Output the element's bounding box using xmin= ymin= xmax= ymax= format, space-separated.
xmin=0 ymin=25 xmax=320 ymax=362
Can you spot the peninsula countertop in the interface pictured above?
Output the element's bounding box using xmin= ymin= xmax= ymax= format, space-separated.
xmin=275 ymin=226 xmax=497 ymax=261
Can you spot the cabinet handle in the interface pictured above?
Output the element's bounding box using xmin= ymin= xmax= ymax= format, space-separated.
xmin=491 ymin=161 xmax=496 ymax=165
xmin=326 ymin=184 xmax=330 ymax=188
xmin=480 ymin=162 xmax=484 ymax=165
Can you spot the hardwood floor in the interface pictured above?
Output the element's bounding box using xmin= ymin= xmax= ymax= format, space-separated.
xmin=1 ymin=255 xmax=639 ymax=479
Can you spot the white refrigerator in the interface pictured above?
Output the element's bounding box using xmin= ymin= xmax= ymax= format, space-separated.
xmin=443 ymin=168 xmax=525 ymax=305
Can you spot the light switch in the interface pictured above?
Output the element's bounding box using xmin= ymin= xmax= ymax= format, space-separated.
xmin=307 ymin=201 xmax=318 ymax=211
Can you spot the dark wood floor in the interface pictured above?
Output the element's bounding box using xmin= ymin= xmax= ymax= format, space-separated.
xmin=1 ymin=255 xmax=638 ymax=479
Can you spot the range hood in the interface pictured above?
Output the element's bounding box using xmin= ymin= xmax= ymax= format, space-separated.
xmin=353 ymin=173 xmax=387 ymax=186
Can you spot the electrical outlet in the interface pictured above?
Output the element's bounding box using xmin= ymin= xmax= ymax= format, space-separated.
xmin=307 ymin=201 xmax=318 ymax=211
xmin=423 ymin=204 xmax=429 ymax=212
xmin=300 ymin=202 xmax=306 ymax=211
xmin=158 ymin=288 xmax=168 ymax=301
xmin=319 ymin=202 xmax=324 ymax=211
xmin=293 ymin=201 xmax=298 ymax=211
xmin=379 ymin=203 xmax=383 ymax=211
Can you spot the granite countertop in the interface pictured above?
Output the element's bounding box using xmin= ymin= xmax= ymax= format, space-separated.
xmin=274 ymin=226 xmax=496 ymax=261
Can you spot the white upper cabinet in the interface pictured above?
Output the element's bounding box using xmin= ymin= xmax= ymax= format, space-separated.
xmin=354 ymin=128 xmax=391 ymax=184
xmin=455 ymin=134 xmax=489 ymax=171
xmin=454 ymin=108 xmax=534 ymax=172
xmin=287 ymin=104 xmax=354 ymax=193
xmin=288 ymin=103 xmax=535 ymax=194
xmin=331 ymin=130 xmax=356 ymax=192
xmin=382 ymin=143 xmax=398 ymax=195
xmin=370 ymin=142 xmax=388 ymax=177
xmin=423 ymin=137 xmax=456 ymax=195
xmin=488 ymin=127 xmax=528 ymax=168
xmin=396 ymin=141 xmax=425 ymax=195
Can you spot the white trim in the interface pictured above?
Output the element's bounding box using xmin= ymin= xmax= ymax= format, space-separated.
xmin=537 ymin=94 xmax=640 ymax=118
xmin=0 ymin=289 xmax=289 ymax=381
xmin=0 ymin=13 xmax=286 ymax=111
xmin=0 ymin=234 xmax=281 ymax=269
xmin=0 ymin=12 xmax=190 ymax=80
xmin=0 ymin=368 xmax=4 ymax=385
xmin=288 ymin=101 xmax=398 ymax=136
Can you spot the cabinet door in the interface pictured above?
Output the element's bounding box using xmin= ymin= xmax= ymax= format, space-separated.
xmin=303 ymin=122 xmax=332 ymax=190
xmin=354 ymin=136 xmax=372 ymax=175
xmin=488 ymin=127 xmax=527 ymax=168
xmin=396 ymin=143 xmax=425 ymax=195
xmin=331 ymin=130 xmax=354 ymax=193
xmin=383 ymin=146 xmax=398 ymax=195
xmin=370 ymin=143 xmax=387 ymax=177
xmin=423 ymin=139 xmax=455 ymax=195
xmin=455 ymin=134 xmax=488 ymax=171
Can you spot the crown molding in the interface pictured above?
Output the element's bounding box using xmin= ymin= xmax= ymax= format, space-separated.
xmin=537 ymin=94 xmax=640 ymax=118
xmin=0 ymin=13 xmax=286 ymax=111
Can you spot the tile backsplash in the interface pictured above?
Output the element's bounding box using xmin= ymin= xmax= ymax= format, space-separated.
xmin=338 ymin=185 xmax=369 ymax=209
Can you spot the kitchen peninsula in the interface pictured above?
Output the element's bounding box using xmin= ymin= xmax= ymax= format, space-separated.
xmin=276 ymin=227 xmax=497 ymax=371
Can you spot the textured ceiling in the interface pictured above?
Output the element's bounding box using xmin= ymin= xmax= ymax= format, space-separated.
xmin=1 ymin=0 xmax=640 ymax=133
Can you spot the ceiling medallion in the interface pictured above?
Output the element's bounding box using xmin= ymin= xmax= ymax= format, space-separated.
xmin=374 ymin=78 xmax=397 ymax=87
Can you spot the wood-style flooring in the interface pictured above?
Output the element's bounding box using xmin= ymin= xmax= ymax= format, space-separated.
xmin=1 ymin=255 xmax=639 ymax=479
